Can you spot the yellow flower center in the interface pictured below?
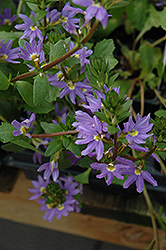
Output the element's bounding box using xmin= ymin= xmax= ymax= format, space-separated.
xmin=47 ymin=203 xmax=54 ymax=209
xmin=20 ymin=126 xmax=27 ymax=134
xmin=30 ymin=25 xmax=37 ymax=31
xmin=106 ymin=163 xmax=115 ymax=172
xmin=0 ymin=54 xmax=8 ymax=61
xmin=129 ymin=130 xmax=138 ymax=137
xmin=40 ymin=186 xmax=46 ymax=194
xmin=61 ymin=17 xmax=68 ymax=23
xmin=67 ymin=81 xmax=75 ymax=90
xmin=57 ymin=72 xmax=64 ymax=81
xmin=93 ymin=3 xmax=101 ymax=8
xmin=135 ymin=168 xmax=142 ymax=175
xmin=94 ymin=134 xmax=101 ymax=141
xmin=30 ymin=53 xmax=38 ymax=61
xmin=4 ymin=19 xmax=11 ymax=25
xmin=58 ymin=204 xmax=64 ymax=211
xmin=74 ymin=54 xmax=79 ymax=58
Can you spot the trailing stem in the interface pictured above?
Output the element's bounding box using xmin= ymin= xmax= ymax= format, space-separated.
xmin=143 ymin=185 xmax=160 ymax=250
xmin=128 ymin=77 xmax=144 ymax=117
xmin=31 ymin=129 xmax=78 ymax=138
xmin=10 ymin=20 xmax=99 ymax=83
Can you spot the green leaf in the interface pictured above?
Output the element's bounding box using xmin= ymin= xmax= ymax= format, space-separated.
xmin=36 ymin=10 xmax=47 ymax=20
xmin=66 ymin=140 xmax=81 ymax=157
xmin=155 ymin=214 xmax=166 ymax=238
xmin=135 ymin=5 xmax=161 ymax=43
xmin=16 ymin=81 xmax=34 ymax=107
xmin=139 ymin=43 xmax=154 ymax=77
xmin=63 ymin=136 xmax=71 ymax=148
xmin=107 ymin=126 xmax=120 ymax=135
xmin=0 ymin=70 xmax=10 ymax=90
xmin=0 ymin=122 xmax=15 ymax=143
xmin=157 ymin=151 xmax=166 ymax=160
xmin=155 ymin=110 xmax=166 ymax=118
xmin=33 ymin=74 xmax=50 ymax=104
xmin=0 ymin=31 xmax=23 ymax=42
xmin=160 ymin=8 xmax=166 ymax=31
xmin=1 ymin=143 xmax=24 ymax=153
xmin=94 ymin=111 xmax=109 ymax=124
xmin=12 ymin=138 xmax=44 ymax=154
xmin=45 ymin=84 xmax=60 ymax=103
xmin=45 ymin=138 xmax=63 ymax=156
xmin=50 ymin=40 xmax=66 ymax=62
xmin=24 ymin=102 xmax=55 ymax=114
xmin=145 ymin=239 xmax=155 ymax=250
xmin=74 ymin=168 xmax=91 ymax=184
xmin=40 ymin=122 xmax=62 ymax=134
xmin=77 ymin=156 xmax=94 ymax=168
xmin=93 ymin=39 xmax=118 ymax=70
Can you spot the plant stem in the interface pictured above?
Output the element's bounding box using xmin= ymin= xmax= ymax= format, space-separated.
xmin=121 ymin=154 xmax=139 ymax=162
xmin=152 ymin=35 xmax=166 ymax=48
xmin=142 ymin=146 xmax=157 ymax=161
xmin=0 ymin=114 xmax=8 ymax=123
xmin=17 ymin=0 xmax=23 ymax=16
xmin=10 ymin=70 xmax=39 ymax=83
xmin=10 ymin=20 xmax=99 ymax=83
xmin=143 ymin=185 xmax=160 ymax=250
xmin=153 ymin=88 xmax=166 ymax=108
xmin=31 ymin=129 xmax=78 ymax=138
xmin=156 ymin=154 xmax=166 ymax=175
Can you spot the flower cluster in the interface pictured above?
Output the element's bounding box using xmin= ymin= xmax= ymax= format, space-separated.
xmin=28 ymin=175 xmax=81 ymax=222
xmin=0 ymin=1 xmax=165 ymax=232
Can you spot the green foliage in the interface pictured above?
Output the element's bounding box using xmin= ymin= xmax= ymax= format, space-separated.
xmin=74 ymin=168 xmax=91 ymax=184
xmin=33 ymin=74 xmax=50 ymax=104
xmin=50 ymin=38 xmax=70 ymax=62
xmin=93 ymin=39 xmax=118 ymax=71
xmin=0 ymin=122 xmax=15 ymax=143
xmin=16 ymin=81 xmax=34 ymax=107
xmin=0 ymin=71 xmax=10 ymax=90
xmin=45 ymin=138 xmax=63 ymax=156
xmin=40 ymin=122 xmax=62 ymax=133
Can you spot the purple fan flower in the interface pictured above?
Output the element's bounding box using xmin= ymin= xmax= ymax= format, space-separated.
xmin=33 ymin=139 xmax=50 ymax=164
xmin=52 ymin=103 xmax=68 ymax=125
xmin=15 ymin=13 xmax=43 ymax=42
xmin=0 ymin=8 xmax=16 ymax=26
xmin=72 ymin=0 xmax=109 ymax=29
xmin=61 ymin=2 xmax=83 ymax=35
xmin=74 ymin=115 xmax=108 ymax=160
xmin=66 ymin=151 xmax=81 ymax=166
xmin=83 ymin=90 xmax=106 ymax=112
xmin=60 ymin=176 xmax=81 ymax=197
xmin=11 ymin=113 xmax=35 ymax=138
xmin=73 ymin=110 xmax=108 ymax=136
xmin=19 ymin=40 xmax=45 ymax=70
xmin=123 ymin=114 xmax=153 ymax=144
xmin=38 ymin=198 xmax=75 ymax=222
xmin=117 ymin=157 xmax=158 ymax=193
xmin=36 ymin=176 xmax=82 ymax=221
xmin=129 ymin=143 xmax=160 ymax=163
xmin=49 ymin=74 xmax=92 ymax=104
xmin=44 ymin=7 xmax=61 ymax=24
xmin=0 ymin=39 xmax=20 ymax=63
xmin=90 ymin=162 xmax=124 ymax=185
xmin=156 ymin=0 xmax=165 ymax=6
xmin=69 ymin=41 xmax=93 ymax=69
xmin=28 ymin=175 xmax=50 ymax=200
xmin=37 ymin=161 xmax=59 ymax=182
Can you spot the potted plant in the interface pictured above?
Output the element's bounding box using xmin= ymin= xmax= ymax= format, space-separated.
xmin=0 ymin=0 xmax=166 ymax=249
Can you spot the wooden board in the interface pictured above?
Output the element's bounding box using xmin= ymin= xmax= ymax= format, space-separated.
xmin=0 ymin=170 xmax=165 ymax=250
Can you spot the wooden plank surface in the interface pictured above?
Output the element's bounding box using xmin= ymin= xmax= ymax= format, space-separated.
xmin=0 ymin=170 xmax=165 ymax=250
